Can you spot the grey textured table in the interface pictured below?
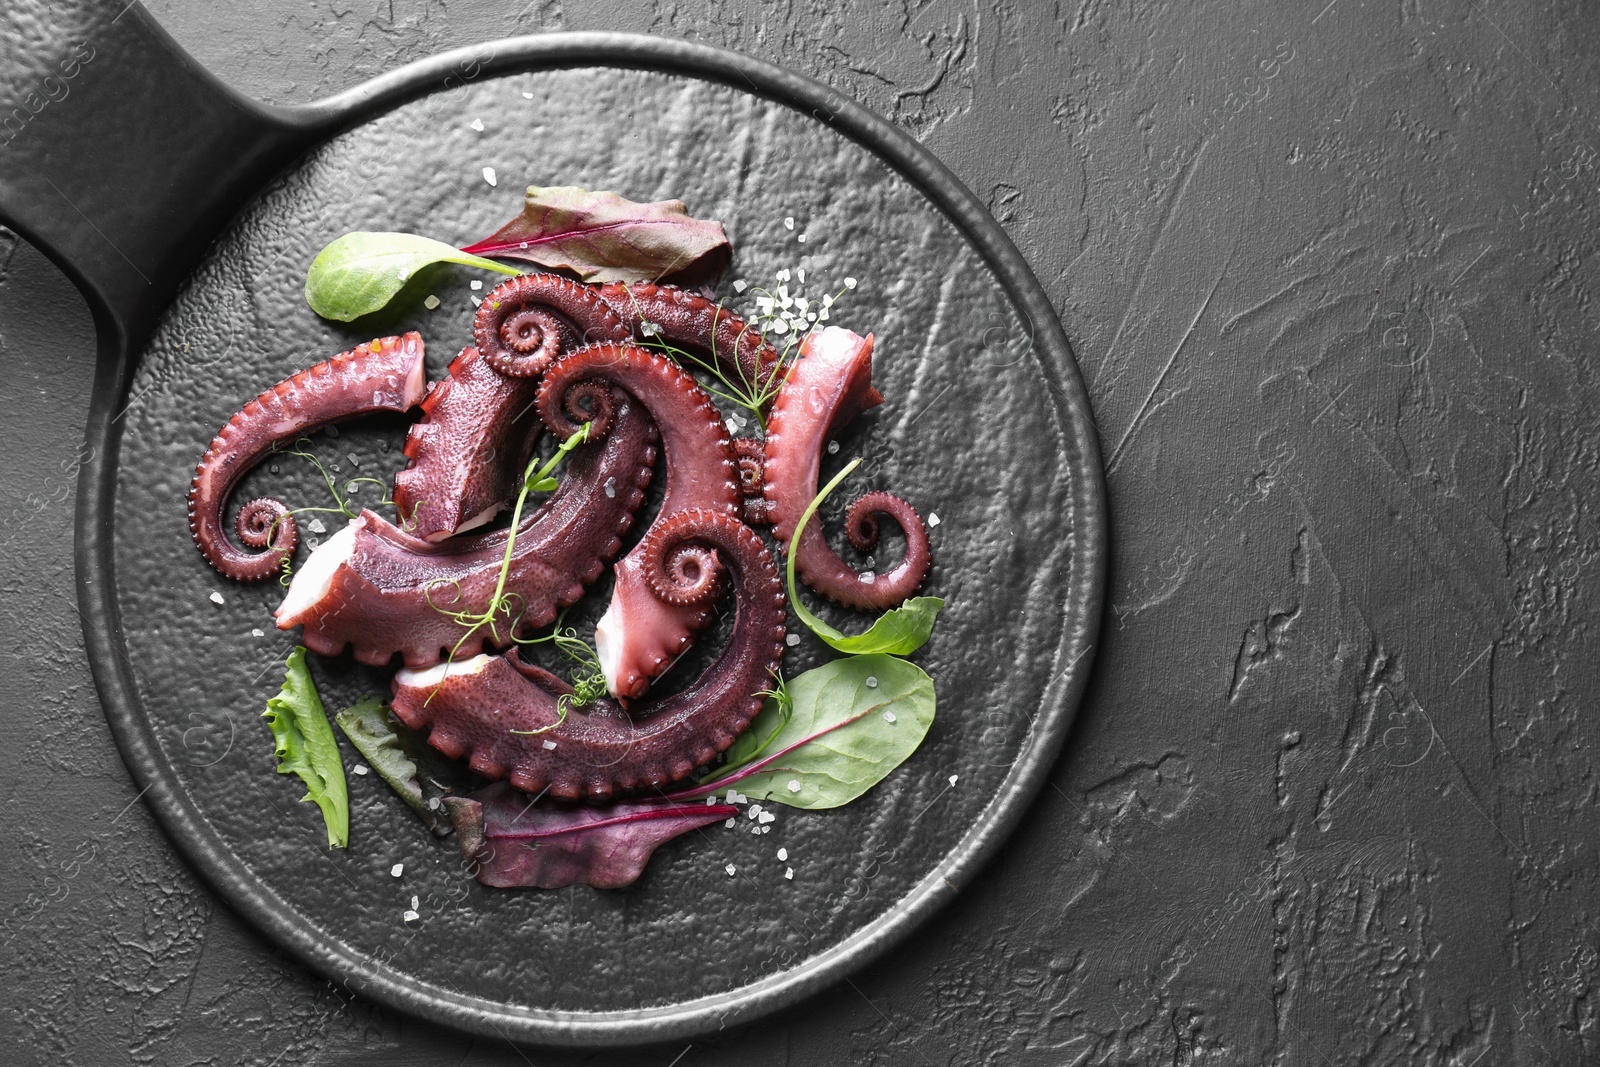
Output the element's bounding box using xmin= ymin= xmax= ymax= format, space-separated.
xmin=3 ymin=1 xmax=1595 ymax=1063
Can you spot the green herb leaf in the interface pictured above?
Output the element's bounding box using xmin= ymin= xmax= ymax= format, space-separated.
xmin=786 ymin=458 xmax=943 ymax=656
xmin=706 ymin=654 xmax=935 ymax=809
xmin=304 ymin=232 xmax=519 ymax=321
xmin=460 ymin=185 xmax=730 ymax=286
xmin=264 ymin=647 xmax=349 ymax=847
xmin=334 ymin=696 xmax=424 ymax=816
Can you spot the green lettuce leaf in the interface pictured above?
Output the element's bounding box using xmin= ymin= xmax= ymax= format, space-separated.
xmin=263 ymin=647 xmax=349 ymax=848
xmin=304 ymin=232 xmax=518 ymax=321
xmin=707 ymin=654 xmax=936 ymax=809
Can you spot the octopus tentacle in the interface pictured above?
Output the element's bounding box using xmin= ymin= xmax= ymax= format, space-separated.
xmin=730 ymin=437 xmax=771 ymax=525
xmin=598 ymin=281 xmax=778 ymax=397
xmin=764 ymin=326 xmax=932 ymax=611
xmin=393 ymin=276 xmax=630 ymax=542
xmin=390 ymin=509 xmax=786 ymax=802
xmin=274 ymin=395 xmax=657 ymax=668
xmin=188 ymin=333 xmax=427 ymax=582
xmin=535 ymin=342 xmax=741 ymax=699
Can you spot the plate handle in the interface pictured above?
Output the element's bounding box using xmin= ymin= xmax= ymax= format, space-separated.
xmin=0 ymin=3 xmax=323 ymax=350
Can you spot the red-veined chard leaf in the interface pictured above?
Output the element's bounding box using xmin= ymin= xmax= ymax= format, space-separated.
xmin=460 ymin=185 xmax=730 ymax=287
xmin=444 ymin=783 xmax=737 ymax=889
xmin=304 ymin=232 xmax=519 ymax=321
xmin=787 ymin=458 xmax=943 ymax=656
xmin=263 ymin=647 xmax=349 ymax=848
xmin=681 ymin=654 xmax=937 ymax=810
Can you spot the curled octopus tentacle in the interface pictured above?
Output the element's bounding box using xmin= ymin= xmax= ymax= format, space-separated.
xmin=764 ymin=326 xmax=932 ymax=611
xmin=389 ymin=509 xmax=786 ymax=802
xmin=187 ymin=333 xmax=427 ymax=582
xmin=536 ymin=342 xmax=741 ymax=700
xmin=730 ymin=437 xmax=771 ymax=525
xmin=598 ymin=281 xmax=780 ymax=400
xmin=393 ymin=275 xmax=630 ymax=541
xmin=274 ymin=389 xmax=657 ymax=668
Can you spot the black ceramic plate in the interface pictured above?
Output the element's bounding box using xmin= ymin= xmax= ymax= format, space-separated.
xmin=1 ymin=11 xmax=1103 ymax=1047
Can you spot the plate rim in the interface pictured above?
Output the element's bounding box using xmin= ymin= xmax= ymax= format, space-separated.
xmin=75 ymin=31 xmax=1107 ymax=1047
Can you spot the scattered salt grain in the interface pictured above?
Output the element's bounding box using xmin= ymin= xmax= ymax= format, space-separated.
xmin=865 ymin=676 xmax=878 ymax=689
xmin=783 ymin=217 xmax=794 ymax=230
xmin=391 ymin=863 xmax=404 ymax=877
xmin=797 ymin=269 xmax=806 ymax=283
xmin=403 ymin=910 xmax=419 ymax=922
xmin=724 ymin=817 xmax=736 ymax=828
xmin=603 ymin=476 xmax=616 ymax=499
xmin=308 ymin=517 xmax=327 ymax=534
xmin=826 ymin=440 xmax=839 ymax=455
xmin=775 ymin=268 xmax=791 ymax=282
xmin=726 ymin=863 xmax=737 ymax=876
xmin=758 ymin=811 xmax=775 ymax=825
xmin=785 ymin=633 xmax=800 ymax=647
xmin=733 ymin=280 xmax=748 ymax=292
xmin=482 ymin=167 xmax=497 ymax=186
xmin=750 ymin=825 xmax=761 ymax=835
xmin=706 ymin=796 xmax=719 ymax=805
xmin=761 ymin=825 xmax=771 ymax=834
xmin=251 ymin=628 xmax=264 ymax=638
xmin=353 ymin=764 xmax=370 ymax=776
xmin=746 ymin=804 xmax=761 ymax=820
xmin=428 ymin=797 xmax=442 ymax=810
xmin=778 ymin=848 xmax=788 ymax=861
xmin=725 ymin=419 xmax=740 ymax=435
xmin=883 ymin=710 xmax=897 ymax=723
xmin=424 ymin=294 xmax=441 ymax=310
xmin=787 ymin=780 xmax=802 ymax=793
xmin=844 ymin=276 xmax=858 ymax=288
xmin=859 ymin=571 xmax=876 ymax=584
xmin=470 ymin=280 xmax=483 ymax=291
xmin=785 ymin=867 xmax=794 ymax=880
xmin=470 ymin=118 xmax=485 ymax=132
xmin=542 ymin=739 xmax=557 ymax=750
xmin=797 ymin=233 xmax=807 ymax=243
xmin=411 ymin=896 xmax=420 ymax=909
xmin=928 ymin=512 xmax=941 ymax=527
xmin=470 ymin=296 xmax=482 ymax=308
xmin=209 ymin=591 xmax=225 ymax=606
xmin=521 ymin=91 xmax=534 ymax=99
xmin=949 ymin=775 xmax=960 ymax=786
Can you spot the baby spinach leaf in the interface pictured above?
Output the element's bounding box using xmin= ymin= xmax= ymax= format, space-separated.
xmin=445 ymin=783 xmax=738 ymax=889
xmin=263 ymin=647 xmax=349 ymax=848
xmin=697 ymin=654 xmax=936 ymax=810
xmin=304 ymin=231 xmax=518 ymax=321
xmin=786 ymin=458 xmax=942 ymax=656
xmin=460 ymin=185 xmax=730 ymax=286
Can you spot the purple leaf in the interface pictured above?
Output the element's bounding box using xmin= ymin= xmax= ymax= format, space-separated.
xmin=460 ymin=185 xmax=731 ymax=287
xmin=444 ymin=783 xmax=737 ymax=890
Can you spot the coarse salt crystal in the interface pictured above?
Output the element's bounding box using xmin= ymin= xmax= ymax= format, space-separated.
xmin=482 ymin=167 xmax=497 ymax=186
xmin=353 ymin=764 xmax=369 ymax=776
xmin=746 ymin=806 xmax=759 ymax=820
xmin=604 ymin=476 xmax=616 ymax=499
xmin=424 ymin=294 xmax=441 ymax=310
xmin=778 ymin=848 xmax=788 ymax=861
xmin=470 ymin=280 xmax=482 ymax=291
xmin=428 ymin=797 xmax=441 ymax=810
xmin=522 ymin=91 xmax=534 ymax=99
xmin=410 ymin=895 xmax=419 ymax=909
xmin=860 ymin=571 xmax=876 ymax=584
xmin=251 ymin=628 xmax=264 ymax=638
xmin=309 ymin=517 xmax=327 ymax=534
xmin=470 ymin=296 xmax=482 ymax=307
xmin=733 ymin=280 xmax=748 ymax=292
xmin=949 ymin=775 xmax=960 ymax=786
xmin=209 ymin=591 xmax=225 ymax=606
xmin=786 ymin=633 xmax=800 ymax=647
xmin=797 ymin=269 xmax=806 ymax=283
xmin=928 ymin=512 xmax=941 ymax=527
xmin=542 ymin=739 xmax=557 ymax=750
xmin=706 ymin=796 xmax=718 ymax=805
xmin=797 ymin=234 xmax=807 ymax=243
xmin=845 ymin=276 xmax=857 ymax=288
xmin=865 ymin=676 xmax=878 ymax=688
xmin=750 ymin=825 xmax=761 ymax=835
xmin=827 ymin=440 xmax=839 ymax=454
xmin=725 ymin=419 xmax=741 ymax=434
xmin=772 ymin=319 xmax=789 ymax=334
xmin=470 ymin=118 xmax=485 ymax=131
xmin=776 ymin=268 xmax=791 ymax=282
xmin=783 ymin=217 xmax=794 ymax=230
xmin=761 ymin=825 xmax=771 ymax=834
xmin=724 ymin=817 xmax=736 ymax=828
xmin=758 ymin=812 xmax=775 ymax=824
xmin=726 ymin=863 xmax=737 ymax=876
xmin=787 ymin=780 xmax=802 ymax=793
xmin=785 ymin=867 xmax=794 ymax=880
xmin=403 ymin=910 xmax=419 ymax=922
xmin=883 ymin=710 xmax=897 ymax=723
xmin=391 ymin=863 xmax=404 ymax=877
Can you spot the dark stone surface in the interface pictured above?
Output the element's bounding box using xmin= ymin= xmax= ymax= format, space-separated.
xmin=3 ymin=0 xmax=1597 ymax=1063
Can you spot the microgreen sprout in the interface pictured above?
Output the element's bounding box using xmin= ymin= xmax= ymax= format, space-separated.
xmin=510 ymin=611 xmax=608 ymax=734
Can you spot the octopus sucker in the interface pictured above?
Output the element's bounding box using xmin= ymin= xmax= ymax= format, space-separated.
xmin=188 ymin=332 xmax=428 ymax=582
xmin=763 ymin=326 xmax=932 ymax=610
xmin=390 ymin=509 xmax=786 ymax=802
xmin=275 ymin=395 xmax=659 ymax=669
xmin=536 ymin=342 xmax=741 ymax=699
